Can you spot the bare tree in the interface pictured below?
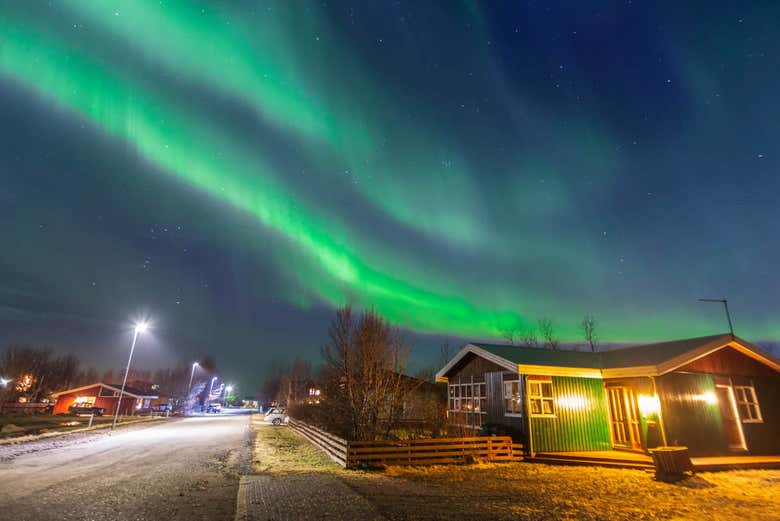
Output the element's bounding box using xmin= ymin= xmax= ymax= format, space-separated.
xmin=438 ymin=338 xmax=455 ymax=368
xmin=321 ymin=306 xmax=414 ymax=441
xmin=501 ymin=326 xmax=518 ymax=345
xmin=580 ymin=314 xmax=598 ymax=352
xmin=520 ymin=326 xmax=539 ymax=347
xmin=537 ymin=318 xmax=559 ymax=350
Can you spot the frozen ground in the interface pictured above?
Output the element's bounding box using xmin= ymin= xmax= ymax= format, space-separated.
xmin=0 ymin=413 xmax=252 ymax=521
xmin=251 ymin=422 xmax=780 ymax=521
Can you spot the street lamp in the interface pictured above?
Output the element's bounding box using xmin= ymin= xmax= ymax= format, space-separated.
xmin=188 ymin=362 xmax=199 ymax=393
xmin=224 ymin=385 xmax=233 ymax=407
xmin=0 ymin=377 xmax=11 ymax=387
xmin=112 ymin=320 xmax=149 ymax=430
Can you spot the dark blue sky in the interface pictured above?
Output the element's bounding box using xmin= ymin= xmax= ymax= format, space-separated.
xmin=1 ymin=1 xmax=778 ymax=391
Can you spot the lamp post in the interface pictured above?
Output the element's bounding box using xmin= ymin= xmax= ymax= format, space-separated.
xmin=187 ymin=361 xmax=200 ymax=412
xmin=224 ymin=385 xmax=233 ymax=407
xmin=112 ymin=321 xmax=148 ymax=430
xmin=188 ymin=362 xmax=199 ymax=393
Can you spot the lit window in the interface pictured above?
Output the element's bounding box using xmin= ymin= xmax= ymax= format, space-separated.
xmin=504 ymin=380 xmax=522 ymax=415
xmin=528 ymin=380 xmax=556 ymax=417
xmin=734 ymin=386 xmax=762 ymax=423
xmin=448 ymin=379 xmax=486 ymax=414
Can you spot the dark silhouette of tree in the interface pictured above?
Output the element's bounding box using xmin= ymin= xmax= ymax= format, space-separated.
xmin=581 ymin=315 xmax=598 ymax=352
xmin=321 ymin=306 xmax=414 ymax=441
xmin=538 ymin=318 xmax=559 ymax=350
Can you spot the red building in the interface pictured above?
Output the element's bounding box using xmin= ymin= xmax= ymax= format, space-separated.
xmin=51 ymin=383 xmax=158 ymax=416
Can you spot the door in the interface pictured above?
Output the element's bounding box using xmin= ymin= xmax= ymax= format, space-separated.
xmin=715 ymin=385 xmax=747 ymax=450
xmin=607 ymin=387 xmax=642 ymax=450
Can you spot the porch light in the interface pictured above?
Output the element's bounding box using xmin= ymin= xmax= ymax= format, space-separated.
xmin=556 ymin=395 xmax=588 ymax=410
xmin=637 ymin=394 xmax=661 ymax=416
xmin=694 ymin=391 xmax=718 ymax=405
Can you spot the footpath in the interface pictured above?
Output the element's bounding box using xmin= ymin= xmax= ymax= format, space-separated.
xmin=235 ymin=415 xmax=383 ymax=521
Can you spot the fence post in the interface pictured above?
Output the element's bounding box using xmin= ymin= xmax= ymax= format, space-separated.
xmin=88 ymin=414 xmax=94 ymax=428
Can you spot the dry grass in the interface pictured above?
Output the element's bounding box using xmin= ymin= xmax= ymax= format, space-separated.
xmin=251 ymin=415 xmax=340 ymax=474
xmin=346 ymin=462 xmax=779 ymax=520
xmin=250 ymin=417 xmax=778 ymax=520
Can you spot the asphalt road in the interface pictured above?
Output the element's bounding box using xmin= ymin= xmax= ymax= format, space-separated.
xmin=0 ymin=412 xmax=252 ymax=521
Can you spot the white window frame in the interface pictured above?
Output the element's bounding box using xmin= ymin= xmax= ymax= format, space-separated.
xmin=528 ymin=379 xmax=556 ymax=418
xmin=448 ymin=377 xmax=486 ymax=415
xmin=503 ymin=380 xmax=523 ymax=417
xmin=734 ymin=385 xmax=763 ymax=423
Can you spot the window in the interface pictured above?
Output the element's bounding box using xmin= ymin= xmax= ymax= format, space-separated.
xmin=734 ymin=386 xmax=762 ymax=423
xmin=504 ymin=380 xmax=522 ymax=415
xmin=528 ymin=380 xmax=555 ymax=417
xmin=100 ymin=387 xmax=118 ymax=397
xmin=448 ymin=378 xmax=486 ymax=414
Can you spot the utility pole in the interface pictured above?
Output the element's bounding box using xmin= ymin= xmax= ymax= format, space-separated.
xmin=698 ymin=298 xmax=734 ymax=335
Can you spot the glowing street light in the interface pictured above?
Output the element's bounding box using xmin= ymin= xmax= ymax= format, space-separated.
xmin=224 ymin=385 xmax=233 ymax=407
xmin=112 ymin=320 xmax=149 ymax=430
xmin=188 ymin=362 xmax=200 ymax=393
xmin=0 ymin=377 xmax=11 ymax=387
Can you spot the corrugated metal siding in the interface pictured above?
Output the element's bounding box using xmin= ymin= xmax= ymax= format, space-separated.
xmin=743 ymin=376 xmax=780 ymax=454
xmin=657 ymin=373 xmax=728 ymax=456
xmin=485 ymin=371 xmax=505 ymax=423
xmin=530 ymin=376 xmax=612 ymax=452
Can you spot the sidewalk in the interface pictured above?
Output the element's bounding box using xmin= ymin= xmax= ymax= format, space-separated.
xmin=237 ymin=416 xmax=383 ymax=521
xmin=236 ymin=473 xmax=383 ymax=521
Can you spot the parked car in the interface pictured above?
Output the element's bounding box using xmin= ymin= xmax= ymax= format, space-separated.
xmin=68 ymin=404 xmax=105 ymax=416
xmin=264 ymin=407 xmax=288 ymax=425
xmin=152 ymin=403 xmax=172 ymax=415
xmin=206 ymin=402 xmax=222 ymax=413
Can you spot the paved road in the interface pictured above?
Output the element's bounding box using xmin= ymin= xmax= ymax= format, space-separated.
xmin=0 ymin=413 xmax=251 ymax=521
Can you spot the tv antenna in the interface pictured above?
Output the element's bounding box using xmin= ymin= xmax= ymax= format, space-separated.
xmin=698 ymin=298 xmax=734 ymax=335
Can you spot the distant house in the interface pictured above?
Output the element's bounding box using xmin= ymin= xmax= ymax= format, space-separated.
xmin=436 ymin=334 xmax=780 ymax=456
xmin=51 ymin=383 xmax=158 ymax=416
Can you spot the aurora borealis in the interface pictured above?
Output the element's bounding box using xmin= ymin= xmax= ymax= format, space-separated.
xmin=2 ymin=2 xmax=779 ymax=382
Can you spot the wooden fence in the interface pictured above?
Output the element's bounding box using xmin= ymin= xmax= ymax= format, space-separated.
xmin=288 ymin=419 xmax=523 ymax=468
xmin=288 ymin=419 xmax=349 ymax=467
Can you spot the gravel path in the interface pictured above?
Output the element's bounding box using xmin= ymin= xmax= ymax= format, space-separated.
xmin=0 ymin=413 xmax=252 ymax=521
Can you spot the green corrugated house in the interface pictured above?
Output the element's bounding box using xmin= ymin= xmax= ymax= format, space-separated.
xmin=436 ymin=334 xmax=780 ymax=457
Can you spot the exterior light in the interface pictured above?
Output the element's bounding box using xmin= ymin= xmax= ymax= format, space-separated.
xmin=637 ymin=394 xmax=661 ymax=416
xmin=556 ymin=395 xmax=588 ymax=410
xmin=134 ymin=321 xmax=149 ymax=334
xmin=0 ymin=377 xmax=10 ymax=387
xmin=695 ymin=391 xmax=718 ymax=405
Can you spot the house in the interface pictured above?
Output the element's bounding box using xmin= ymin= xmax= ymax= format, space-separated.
xmin=436 ymin=333 xmax=780 ymax=457
xmin=51 ymin=383 xmax=159 ymax=416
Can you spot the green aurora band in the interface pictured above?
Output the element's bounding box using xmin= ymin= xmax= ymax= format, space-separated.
xmin=2 ymin=2 xmax=762 ymax=342
xmin=0 ymin=10 xmax=528 ymax=337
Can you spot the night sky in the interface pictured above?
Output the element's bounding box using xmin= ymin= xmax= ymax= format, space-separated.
xmin=2 ymin=2 xmax=779 ymax=390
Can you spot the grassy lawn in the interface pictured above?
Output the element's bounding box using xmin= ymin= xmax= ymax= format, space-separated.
xmin=0 ymin=413 xmax=154 ymax=439
xmin=251 ymin=418 xmax=780 ymax=520
xmin=251 ymin=416 xmax=338 ymax=474
xmin=351 ymin=462 xmax=780 ymax=520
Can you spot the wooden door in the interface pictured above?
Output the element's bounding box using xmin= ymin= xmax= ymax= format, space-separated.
xmin=607 ymin=387 xmax=642 ymax=449
xmin=715 ymin=385 xmax=746 ymax=450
